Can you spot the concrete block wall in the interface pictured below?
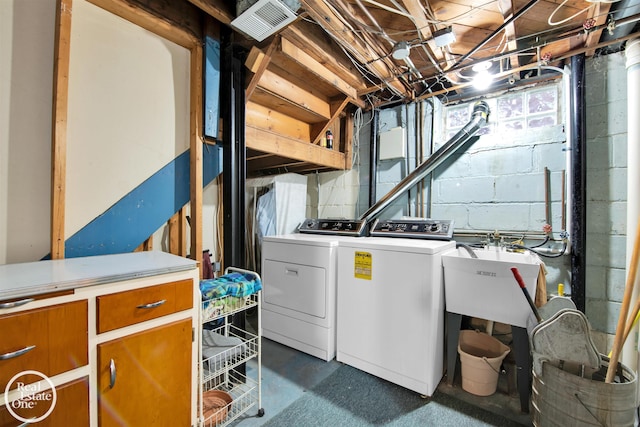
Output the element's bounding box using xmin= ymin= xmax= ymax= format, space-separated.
xmin=585 ymin=52 xmax=629 ymax=336
xmin=313 ymin=55 xmax=626 ymax=341
xmin=431 ymin=124 xmax=567 ymax=233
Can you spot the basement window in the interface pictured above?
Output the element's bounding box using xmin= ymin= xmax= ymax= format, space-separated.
xmin=445 ymin=83 xmax=559 ymax=138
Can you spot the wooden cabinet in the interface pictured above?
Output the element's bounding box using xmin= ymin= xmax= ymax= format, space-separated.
xmin=0 ymin=301 xmax=87 ymax=391
xmin=0 ymin=377 xmax=89 ymax=427
xmin=97 ymin=318 xmax=193 ymax=426
xmin=0 ymin=252 xmax=199 ymax=427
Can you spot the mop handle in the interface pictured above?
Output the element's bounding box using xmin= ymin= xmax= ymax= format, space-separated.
xmin=511 ymin=267 xmax=543 ymax=323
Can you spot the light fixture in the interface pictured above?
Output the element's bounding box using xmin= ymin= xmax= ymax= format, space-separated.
xmin=392 ymin=41 xmax=411 ymax=60
xmin=433 ymin=26 xmax=456 ymax=48
xmin=472 ymin=61 xmax=494 ymax=90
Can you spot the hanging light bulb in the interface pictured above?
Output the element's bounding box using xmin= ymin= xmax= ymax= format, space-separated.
xmin=472 ymin=61 xmax=494 ymax=90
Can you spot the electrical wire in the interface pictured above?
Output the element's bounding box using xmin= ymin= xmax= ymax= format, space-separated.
xmin=548 ymin=0 xmax=593 ymax=26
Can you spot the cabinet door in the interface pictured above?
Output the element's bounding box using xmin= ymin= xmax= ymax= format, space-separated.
xmin=0 ymin=377 xmax=89 ymax=427
xmin=97 ymin=318 xmax=192 ymax=427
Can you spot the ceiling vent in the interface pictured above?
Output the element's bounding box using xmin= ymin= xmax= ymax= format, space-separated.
xmin=231 ymin=0 xmax=299 ymax=42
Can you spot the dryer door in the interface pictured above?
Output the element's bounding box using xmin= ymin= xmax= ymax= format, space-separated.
xmin=262 ymin=260 xmax=327 ymax=319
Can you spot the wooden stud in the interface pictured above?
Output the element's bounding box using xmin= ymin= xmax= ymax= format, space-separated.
xmin=168 ymin=208 xmax=187 ymax=256
xmin=190 ymin=42 xmax=203 ymax=273
xmin=342 ymin=110 xmax=354 ymax=170
xmin=51 ymin=0 xmax=73 ymax=260
xmin=134 ymin=236 xmax=153 ymax=252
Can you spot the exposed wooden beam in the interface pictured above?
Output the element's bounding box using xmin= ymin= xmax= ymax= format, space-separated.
xmin=299 ymin=0 xmax=408 ymax=97
xmin=280 ymin=24 xmax=368 ymax=92
xmin=498 ymin=0 xmax=521 ymax=70
xmin=400 ymin=0 xmax=433 ymax=40
xmin=51 ymin=0 xmax=73 ymax=260
xmin=186 ymin=0 xmax=233 ymax=24
xmin=88 ymin=0 xmax=199 ymax=48
xmin=246 ymin=101 xmax=312 ymax=143
xmin=280 ymin=37 xmax=362 ymax=104
xmin=585 ymin=2 xmax=612 ymax=57
xmin=258 ymin=69 xmax=332 ymax=119
xmin=190 ymin=42 xmax=203 ymax=272
xmin=246 ymin=37 xmax=279 ymax=100
xmin=246 ymin=126 xmax=347 ymax=170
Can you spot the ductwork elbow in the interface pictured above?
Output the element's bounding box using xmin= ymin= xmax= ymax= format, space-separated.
xmin=358 ymin=100 xmax=490 ymax=225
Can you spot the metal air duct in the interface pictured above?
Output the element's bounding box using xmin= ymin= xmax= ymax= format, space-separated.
xmin=359 ymin=101 xmax=490 ymax=224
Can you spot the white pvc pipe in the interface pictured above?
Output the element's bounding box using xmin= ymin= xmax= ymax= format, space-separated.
xmin=624 ymin=39 xmax=640 ymax=383
xmin=563 ymin=65 xmax=572 ymax=252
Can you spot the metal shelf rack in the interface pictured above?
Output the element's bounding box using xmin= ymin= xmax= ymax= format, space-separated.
xmin=198 ymin=267 xmax=263 ymax=426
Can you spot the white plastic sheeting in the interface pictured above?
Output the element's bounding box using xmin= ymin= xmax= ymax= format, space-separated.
xmin=245 ymin=173 xmax=308 ymax=270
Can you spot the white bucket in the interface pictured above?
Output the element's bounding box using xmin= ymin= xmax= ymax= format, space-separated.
xmin=458 ymin=329 xmax=510 ymax=396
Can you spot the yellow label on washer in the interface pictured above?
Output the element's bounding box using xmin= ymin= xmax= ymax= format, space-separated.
xmin=354 ymin=251 xmax=372 ymax=280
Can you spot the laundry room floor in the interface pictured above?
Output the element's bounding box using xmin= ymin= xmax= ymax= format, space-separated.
xmin=231 ymin=312 xmax=532 ymax=426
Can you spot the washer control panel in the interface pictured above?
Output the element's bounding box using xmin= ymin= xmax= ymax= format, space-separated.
xmin=370 ymin=218 xmax=454 ymax=240
xmin=297 ymin=218 xmax=366 ymax=236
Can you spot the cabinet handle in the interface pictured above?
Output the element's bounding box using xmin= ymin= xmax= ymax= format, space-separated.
xmin=109 ymin=359 xmax=116 ymax=389
xmin=0 ymin=298 xmax=34 ymax=309
xmin=285 ymin=268 xmax=298 ymax=276
xmin=0 ymin=345 xmax=36 ymax=360
xmin=136 ymin=299 xmax=166 ymax=309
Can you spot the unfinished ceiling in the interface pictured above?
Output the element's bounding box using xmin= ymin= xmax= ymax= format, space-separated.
xmin=192 ymin=0 xmax=640 ymax=102
xmin=186 ymin=0 xmax=640 ymax=175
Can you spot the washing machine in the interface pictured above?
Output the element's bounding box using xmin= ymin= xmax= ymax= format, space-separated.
xmin=336 ymin=223 xmax=455 ymax=396
xmin=261 ymin=232 xmax=359 ymax=361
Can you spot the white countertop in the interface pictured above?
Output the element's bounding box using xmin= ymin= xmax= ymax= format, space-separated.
xmin=0 ymin=251 xmax=198 ymax=300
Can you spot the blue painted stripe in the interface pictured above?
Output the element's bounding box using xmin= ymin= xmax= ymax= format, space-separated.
xmin=54 ymin=143 xmax=222 ymax=259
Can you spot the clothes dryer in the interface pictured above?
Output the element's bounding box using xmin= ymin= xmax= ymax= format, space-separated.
xmin=261 ymin=234 xmax=357 ymax=361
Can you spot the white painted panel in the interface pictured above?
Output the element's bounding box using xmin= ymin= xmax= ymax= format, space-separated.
xmin=65 ymin=0 xmax=190 ymax=237
xmin=0 ymin=1 xmax=56 ymax=263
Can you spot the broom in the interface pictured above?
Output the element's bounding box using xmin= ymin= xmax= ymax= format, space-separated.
xmin=606 ymin=217 xmax=640 ymax=383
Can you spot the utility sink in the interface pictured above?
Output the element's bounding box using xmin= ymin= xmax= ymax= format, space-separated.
xmin=442 ymin=247 xmax=542 ymax=327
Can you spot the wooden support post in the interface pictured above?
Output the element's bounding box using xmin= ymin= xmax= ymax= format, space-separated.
xmin=51 ymin=0 xmax=73 ymax=260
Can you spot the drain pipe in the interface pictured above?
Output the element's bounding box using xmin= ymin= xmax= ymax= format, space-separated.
xmin=569 ymin=54 xmax=587 ymax=313
xmin=359 ymin=101 xmax=490 ymax=223
xmin=623 ymin=38 xmax=640 ymax=382
xmin=369 ymin=109 xmax=380 ymax=208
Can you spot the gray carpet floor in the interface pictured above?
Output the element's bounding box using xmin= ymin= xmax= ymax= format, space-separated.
xmin=261 ymin=363 xmax=523 ymax=427
xmin=233 ymin=334 xmax=531 ymax=427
